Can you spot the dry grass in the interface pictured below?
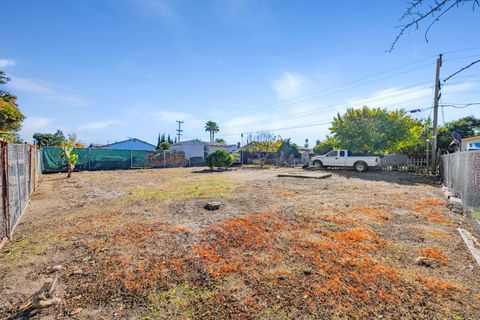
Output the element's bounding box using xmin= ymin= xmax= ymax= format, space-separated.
xmin=1 ymin=168 xmax=479 ymax=319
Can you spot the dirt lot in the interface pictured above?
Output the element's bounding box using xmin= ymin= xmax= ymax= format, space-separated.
xmin=1 ymin=167 xmax=480 ymax=319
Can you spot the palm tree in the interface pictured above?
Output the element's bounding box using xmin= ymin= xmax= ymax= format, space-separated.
xmin=205 ymin=121 xmax=220 ymax=143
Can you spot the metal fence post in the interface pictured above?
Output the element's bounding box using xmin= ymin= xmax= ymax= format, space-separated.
xmin=130 ymin=149 xmax=133 ymax=169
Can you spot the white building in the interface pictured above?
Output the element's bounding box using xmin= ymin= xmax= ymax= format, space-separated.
xmin=170 ymin=140 xmax=237 ymax=165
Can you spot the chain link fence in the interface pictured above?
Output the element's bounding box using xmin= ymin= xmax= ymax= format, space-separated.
xmin=0 ymin=142 xmax=41 ymax=242
xmin=441 ymin=151 xmax=480 ymax=218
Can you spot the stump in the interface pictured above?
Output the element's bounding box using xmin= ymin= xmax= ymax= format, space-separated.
xmin=204 ymin=202 xmax=221 ymax=211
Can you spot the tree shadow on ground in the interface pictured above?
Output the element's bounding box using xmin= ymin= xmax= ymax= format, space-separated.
xmin=329 ymin=169 xmax=439 ymax=186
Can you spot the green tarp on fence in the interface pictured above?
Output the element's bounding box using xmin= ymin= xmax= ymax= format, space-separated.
xmin=42 ymin=147 xmax=148 ymax=172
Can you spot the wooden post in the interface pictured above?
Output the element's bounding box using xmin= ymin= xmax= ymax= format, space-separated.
xmin=1 ymin=140 xmax=10 ymax=240
xmin=431 ymin=54 xmax=442 ymax=174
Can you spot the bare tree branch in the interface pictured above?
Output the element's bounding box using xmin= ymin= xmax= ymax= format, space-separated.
xmin=387 ymin=0 xmax=478 ymax=52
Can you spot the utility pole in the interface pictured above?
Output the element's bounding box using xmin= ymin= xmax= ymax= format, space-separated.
xmin=431 ymin=54 xmax=442 ymax=174
xmin=176 ymin=120 xmax=184 ymax=143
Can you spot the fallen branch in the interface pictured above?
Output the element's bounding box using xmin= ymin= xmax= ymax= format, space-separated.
xmin=16 ymin=272 xmax=62 ymax=318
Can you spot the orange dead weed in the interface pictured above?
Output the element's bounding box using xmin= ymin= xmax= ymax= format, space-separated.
xmin=418 ymin=247 xmax=448 ymax=265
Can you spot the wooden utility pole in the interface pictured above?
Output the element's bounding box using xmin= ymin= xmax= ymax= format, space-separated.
xmin=431 ymin=54 xmax=442 ymax=174
xmin=176 ymin=120 xmax=184 ymax=143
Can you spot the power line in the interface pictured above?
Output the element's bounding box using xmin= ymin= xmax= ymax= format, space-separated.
xmin=217 ymin=102 xmax=477 ymax=141
xmin=441 ymin=46 xmax=480 ymax=56
xmin=225 ymin=48 xmax=480 ymax=116
xmin=444 ymin=59 xmax=480 ymax=83
xmin=225 ymin=79 xmax=437 ymax=129
xmin=231 ymin=61 xmax=437 ymax=116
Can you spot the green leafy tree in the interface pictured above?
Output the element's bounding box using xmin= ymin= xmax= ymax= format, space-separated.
xmin=60 ymin=134 xmax=80 ymax=178
xmin=313 ymin=136 xmax=338 ymax=155
xmin=243 ymin=132 xmax=282 ymax=167
xmin=33 ymin=130 xmax=66 ymax=147
xmin=330 ymin=106 xmax=425 ymax=154
xmin=0 ymin=70 xmax=25 ymax=142
xmin=205 ymin=121 xmax=220 ymax=143
xmin=157 ymin=133 xmax=165 ymax=150
xmin=157 ymin=141 xmax=170 ymax=151
xmin=278 ymin=138 xmax=300 ymax=158
xmin=437 ymin=115 xmax=480 ymax=151
xmin=215 ymin=138 xmax=226 ymax=144
xmin=205 ymin=149 xmax=232 ymax=169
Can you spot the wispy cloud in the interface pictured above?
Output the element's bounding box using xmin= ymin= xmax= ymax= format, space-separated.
xmin=20 ymin=116 xmax=54 ymax=142
xmin=346 ymin=81 xmax=478 ymax=109
xmin=0 ymin=59 xmax=16 ymax=68
xmin=77 ymin=120 xmax=119 ymax=131
xmin=8 ymin=76 xmax=89 ymax=106
xmin=150 ymin=110 xmax=202 ymax=127
xmin=272 ymin=71 xmax=309 ymax=100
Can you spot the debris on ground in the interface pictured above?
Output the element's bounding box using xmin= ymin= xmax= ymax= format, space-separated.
xmin=458 ymin=228 xmax=480 ymax=266
xmin=204 ymin=201 xmax=221 ymax=211
xmin=277 ymin=172 xmax=332 ymax=179
xmin=446 ymin=197 xmax=463 ymax=214
xmin=16 ymin=272 xmax=61 ymax=318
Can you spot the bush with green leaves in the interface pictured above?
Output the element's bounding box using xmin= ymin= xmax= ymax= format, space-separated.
xmin=205 ymin=150 xmax=232 ymax=169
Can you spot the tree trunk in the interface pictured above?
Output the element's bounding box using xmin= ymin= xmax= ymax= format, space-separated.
xmin=67 ymin=164 xmax=74 ymax=178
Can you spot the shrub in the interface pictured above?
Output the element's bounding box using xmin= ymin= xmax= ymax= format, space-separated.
xmin=230 ymin=152 xmax=239 ymax=163
xmin=205 ymin=150 xmax=232 ymax=169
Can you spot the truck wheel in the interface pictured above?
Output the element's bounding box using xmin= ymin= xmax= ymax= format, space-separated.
xmin=354 ymin=161 xmax=368 ymax=172
xmin=313 ymin=160 xmax=323 ymax=169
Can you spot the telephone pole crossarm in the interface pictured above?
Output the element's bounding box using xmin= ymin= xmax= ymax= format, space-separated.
xmin=176 ymin=120 xmax=184 ymax=143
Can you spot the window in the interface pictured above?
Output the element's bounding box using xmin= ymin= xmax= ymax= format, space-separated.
xmin=327 ymin=151 xmax=338 ymax=157
xmin=339 ymin=150 xmax=345 ymax=157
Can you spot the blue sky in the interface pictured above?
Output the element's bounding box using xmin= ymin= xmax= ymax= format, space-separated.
xmin=1 ymin=0 xmax=479 ymax=146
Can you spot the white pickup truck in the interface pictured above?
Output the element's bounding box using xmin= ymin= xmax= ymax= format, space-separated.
xmin=310 ymin=150 xmax=381 ymax=172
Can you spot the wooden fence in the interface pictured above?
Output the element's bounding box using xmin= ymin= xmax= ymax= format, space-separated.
xmin=382 ymin=158 xmax=429 ymax=174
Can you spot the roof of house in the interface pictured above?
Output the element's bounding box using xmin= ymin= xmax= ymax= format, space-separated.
xmin=171 ymin=140 xmax=236 ymax=147
xmin=170 ymin=139 xmax=203 ymax=146
xmin=103 ymin=138 xmax=156 ymax=148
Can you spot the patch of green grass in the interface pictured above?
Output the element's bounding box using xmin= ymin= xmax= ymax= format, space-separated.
xmin=143 ymin=283 xmax=216 ymax=320
xmin=132 ymin=175 xmax=238 ymax=202
xmin=469 ymin=208 xmax=480 ymax=220
xmin=0 ymin=232 xmax=60 ymax=268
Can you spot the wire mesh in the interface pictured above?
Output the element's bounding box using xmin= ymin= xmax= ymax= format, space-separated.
xmin=441 ymin=151 xmax=480 ymax=217
xmin=0 ymin=143 xmax=41 ymax=239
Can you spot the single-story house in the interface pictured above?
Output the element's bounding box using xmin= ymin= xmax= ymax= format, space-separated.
xmin=98 ymin=138 xmax=157 ymax=151
xmin=461 ymin=136 xmax=480 ymax=151
xmin=170 ymin=140 xmax=238 ymax=165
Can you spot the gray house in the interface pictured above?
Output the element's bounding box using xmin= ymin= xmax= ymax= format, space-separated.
xmin=170 ymin=140 xmax=237 ymax=165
